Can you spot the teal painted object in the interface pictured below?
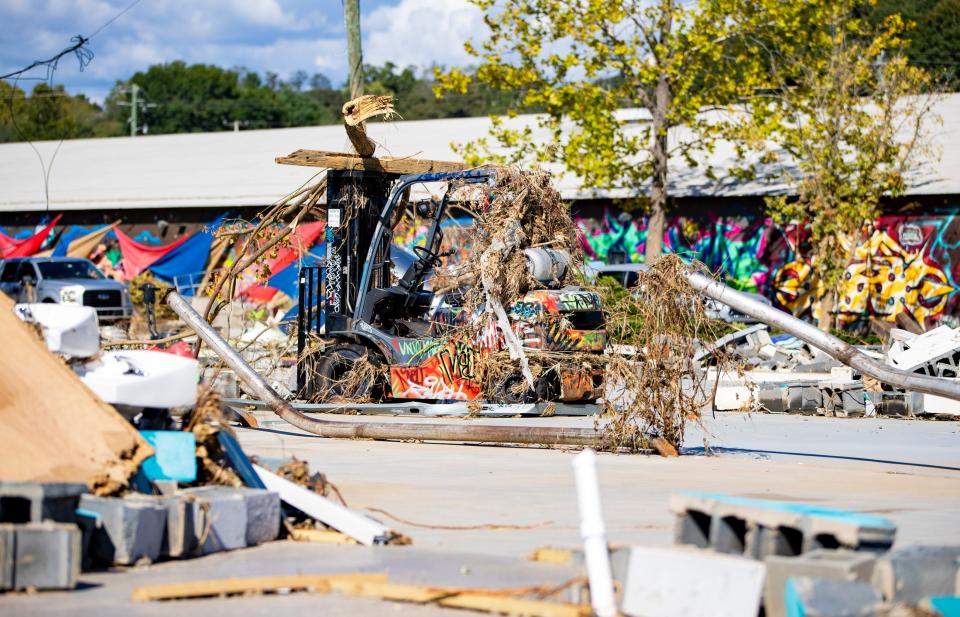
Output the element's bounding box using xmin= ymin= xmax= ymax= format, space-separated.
xmin=139 ymin=430 xmax=197 ymax=483
xmin=930 ymin=596 xmax=960 ymax=617
xmin=784 ymin=578 xmax=804 ymax=617
xmin=679 ymin=491 xmax=896 ymax=530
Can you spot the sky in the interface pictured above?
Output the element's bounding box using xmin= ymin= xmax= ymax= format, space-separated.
xmin=0 ymin=0 xmax=486 ymax=103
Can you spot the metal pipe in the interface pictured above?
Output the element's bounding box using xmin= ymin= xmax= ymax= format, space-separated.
xmin=166 ymin=291 xmax=601 ymax=447
xmin=686 ymin=271 xmax=960 ymax=401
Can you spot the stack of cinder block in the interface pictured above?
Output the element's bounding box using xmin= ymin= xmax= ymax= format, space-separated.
xmin=0 ymin=482 xmax=86 ymax=591
xmin=656 ymin=492 xmax=960 ymax=617
xmin=78 ymin=485 xmax=280 ymax=566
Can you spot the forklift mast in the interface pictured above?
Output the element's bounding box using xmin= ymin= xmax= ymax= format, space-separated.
xmin=322 ymin=170 xmax=399 ymax=333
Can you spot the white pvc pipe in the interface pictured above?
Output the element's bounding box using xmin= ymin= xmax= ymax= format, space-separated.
xmin=572 ymin=449 xmax=617 ymax=617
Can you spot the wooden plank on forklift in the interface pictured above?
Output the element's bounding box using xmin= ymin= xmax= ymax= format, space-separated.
xmin=276 ymin=149 xmax=468 ymax=174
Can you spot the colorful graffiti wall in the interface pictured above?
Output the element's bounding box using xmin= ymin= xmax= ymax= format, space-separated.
xmin=575 ymin=209 xmax=960 ymax=330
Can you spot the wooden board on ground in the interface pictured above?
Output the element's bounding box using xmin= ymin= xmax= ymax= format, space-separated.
xmin=0 ymin=291 xmax=153 ymax=492
xmin=132 ymin=573 xmax=387 ymax=602
xmin=132 ymin=572 xmax=591 ymax=617
xmin=276 ymin=150 xmax=468 ymax=175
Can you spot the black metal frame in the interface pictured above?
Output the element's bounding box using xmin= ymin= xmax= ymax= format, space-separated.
xmin=296 ymin=265 xmax=324 ymax=394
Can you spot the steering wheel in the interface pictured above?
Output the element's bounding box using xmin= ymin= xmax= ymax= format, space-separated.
xmin=413 ymin=245 xmax=439 ymax=263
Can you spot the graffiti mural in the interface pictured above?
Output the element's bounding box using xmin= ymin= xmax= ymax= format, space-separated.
xmin=575 ymin=208 xmax=960 ymax=330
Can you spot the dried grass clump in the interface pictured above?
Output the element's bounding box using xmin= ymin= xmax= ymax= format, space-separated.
xmin=185 ymin=386 xmax=244 ymax=487
xmin=593 ymin=255 xmax=732 ymax=452
xmin=460 ymin=166 xmax=580 ymax=311
xmin=310 ymin=354 xmax=385 ymax=404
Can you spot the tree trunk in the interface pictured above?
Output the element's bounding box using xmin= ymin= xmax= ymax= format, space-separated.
xmin=644 ymin=3 xmax=672 ymax=263
xmin=343 ymin=0 xmax=363 ymax=100
xmin=817 ymin=290 xmax=835 ymax=332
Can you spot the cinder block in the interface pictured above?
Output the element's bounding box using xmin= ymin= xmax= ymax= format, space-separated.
xmin=746 ymin=525 xmax=804 ymax=560
xmin=819 ymin=380 xmax=866 ymax=417
xmin=784 ymin=577 xmax=881 ymax=617
xmin=0 ymin=482 xmax=87 ymax=524
xmin=127 ymin=494 xmax=199 ymax=559
xmin=78 ymin=495 xmax=167 ymax=565
xmin=621 ymin=546 xmax=765 ymax=617
xmin=670 ymin=492 xmax=896 ymax=557
xmin=872 ymin=545 xmax=960 ymax=603
xmin=13 ymin=522 xmax=81 ymax=590
xmin=0 ymin=524 xmax=14 ymax=590
xmin=764 ymin=550 xmax=878 ymax=617
xmin=673 ymin=509 xmax=711 ymax=548
xmin=239 ymin=488 xmax=280 ymax=546
xmin=180 ymin=486 xmax=247 ymax=554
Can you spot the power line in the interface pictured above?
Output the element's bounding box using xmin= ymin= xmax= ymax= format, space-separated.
xmin=88 ymin=0 xmax=144 ymax=39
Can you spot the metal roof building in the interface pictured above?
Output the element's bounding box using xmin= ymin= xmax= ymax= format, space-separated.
xmin=0 ymin=93 xmax=958 ymax=217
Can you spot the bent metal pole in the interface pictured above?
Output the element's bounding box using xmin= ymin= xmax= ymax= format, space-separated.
xmin=686 ymin=271 xmax=960 ymax=401
xmin=165 ymin=291 xmax=601 ymax=447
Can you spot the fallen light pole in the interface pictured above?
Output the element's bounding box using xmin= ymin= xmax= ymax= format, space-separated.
xmin=166 ymin=291 xmax=606 ymax=448
xmin=686 ymin=271 xmax=960 ymax=401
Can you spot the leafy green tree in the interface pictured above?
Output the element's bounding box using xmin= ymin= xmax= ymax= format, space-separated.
xmin=435 ymin=0 xmax=766 ymax=260
xmin=864 ymin=0 xmax=960 ymax=88
xmin=0 ymin=82 xmax=103 ymax=143
xmin=728 ymin=0 xmax=938 ymax=329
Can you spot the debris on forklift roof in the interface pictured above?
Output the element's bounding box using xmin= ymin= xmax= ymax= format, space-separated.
xmin=342 ymin=94 xmax=395 ymax=157
xmin=276 ymin=149 xmax=468 ymax=175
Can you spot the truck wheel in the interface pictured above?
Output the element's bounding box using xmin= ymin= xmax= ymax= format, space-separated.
xmin=311 ymin=344 xmax=384 ymax=402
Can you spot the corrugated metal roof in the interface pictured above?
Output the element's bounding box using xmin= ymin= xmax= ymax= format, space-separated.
xmin=0 ymin=94 xmax=957 ymax=212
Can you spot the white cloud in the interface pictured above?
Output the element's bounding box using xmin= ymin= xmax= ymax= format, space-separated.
xmin=363 ymin=0 xmax=484 ymax=71
xmin=0 ymin=0 xmax=485 ymax=103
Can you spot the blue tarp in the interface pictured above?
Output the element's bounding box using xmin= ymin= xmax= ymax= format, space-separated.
xmin=146 ymin=215 xmax=226 ymax=292
xmin=51 ymin=224 xmax=113 ymax=257
xmin=266 ymin=243 xmax=325 ymax=299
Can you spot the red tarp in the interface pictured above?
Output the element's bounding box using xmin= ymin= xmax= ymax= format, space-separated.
xmin=0 ymin=215 xmax=63 ymax=258
xmin=115 ymin=229 xmax=191 ymax=279
xmin=239 ymin=221 xmax=326 ymax=301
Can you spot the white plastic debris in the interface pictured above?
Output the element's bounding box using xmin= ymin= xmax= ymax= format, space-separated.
xmin=887 ymin=325 xmax=960 ymax=373
xmin=14 ymin=303 xmax=100 ymax=359
xmin=77 ymin=350 xmax=199 ymax=408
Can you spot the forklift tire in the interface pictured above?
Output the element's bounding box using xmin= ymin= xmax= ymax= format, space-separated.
xmin=311 ymin=344 xmax=385 ymax=402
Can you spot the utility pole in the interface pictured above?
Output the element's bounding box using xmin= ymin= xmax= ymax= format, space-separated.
xmin=343 ymin=0 xmax=363 ymax=99
xmin=118 ymin=83 xmax=154 ymax=137
xmin=129 ymin=83 xmax=139 ymax=137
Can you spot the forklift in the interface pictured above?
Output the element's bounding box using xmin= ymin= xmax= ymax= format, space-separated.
xmin=296 ymin=168 xmax=606 ymax=403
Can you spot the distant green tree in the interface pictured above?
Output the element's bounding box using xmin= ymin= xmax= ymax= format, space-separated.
xmin=0 ymin=82 xmax=103 ymax=143
xmin=863 ymin=0 xmax=960 ymax=88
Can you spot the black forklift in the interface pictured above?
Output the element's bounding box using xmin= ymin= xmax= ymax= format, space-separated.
xmin=296 ymin=167 xmax=606 ymax=403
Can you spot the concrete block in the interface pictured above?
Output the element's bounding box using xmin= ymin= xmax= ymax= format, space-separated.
xmin=784 ymin=576 xmax=881 ymax=617
xmin=239 ymin=488 xmax=280 ymax=546
xmin=181 ymin=486 xmax=248 ymax=554
xmin=819 ymin=380 xmax=866 ymax=417
xmin=872 ymin=545 xmax=960 ymax=604
xmin=621 ymin=546 xmax=765 ymax=617
xmin=764 ymin=550 xmax=878 ymax=617
xmin=671 ymin=492 xmax=896 ymax=557
xmin=714 ymin=383 xmax=754 ymax=411
xmin=127 ymin=494 xmax=199 ymax=559
xmin=0 ymin=482 xmax=87 ymax=524
xmin=13 ymin=522 xmax=81 ymax=590
xmin=78 ymin=495 xmax=167 ymax=565
xmin=0 ymin=524 xmax=13 ymax=590
xmin=868 ymin=391 xmax=924 ymax=417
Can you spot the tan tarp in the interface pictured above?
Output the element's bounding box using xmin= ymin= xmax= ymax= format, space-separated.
xmin=0 ymin=291 xmax=153 ymax=491
xmin=35 ymin=220 xmax=120 ymax=259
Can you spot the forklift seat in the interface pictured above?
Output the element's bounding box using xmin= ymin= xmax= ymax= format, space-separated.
xmin=359 ymin=286 xmax=433 ymax=325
